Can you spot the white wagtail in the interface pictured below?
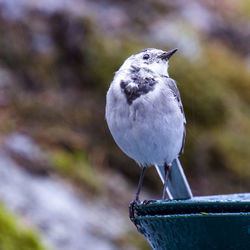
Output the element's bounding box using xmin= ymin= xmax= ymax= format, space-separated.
xmin=105 ymin=48 xmax=192 ymax=208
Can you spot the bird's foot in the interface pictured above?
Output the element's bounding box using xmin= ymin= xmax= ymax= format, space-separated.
xmin=142 ymin=199 xmax=157 ymax=205
xmin=129 ymin=199 xmax=140 ymax=223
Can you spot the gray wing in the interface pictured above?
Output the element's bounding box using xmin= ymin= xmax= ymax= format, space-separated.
xmin=165 ymin=78 xmax=186 ymax=155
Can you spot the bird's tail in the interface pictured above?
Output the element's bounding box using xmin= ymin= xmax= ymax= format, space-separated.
xmin=155 ymin=158 xmax=193 ymax=199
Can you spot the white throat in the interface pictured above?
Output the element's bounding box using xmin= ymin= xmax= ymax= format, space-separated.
xmin=148 ymin=61 xmax=169 ymax=76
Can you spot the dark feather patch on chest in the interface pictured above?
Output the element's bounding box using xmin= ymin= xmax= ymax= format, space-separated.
xmin=120 ymin=73 xmax=157 ymax=105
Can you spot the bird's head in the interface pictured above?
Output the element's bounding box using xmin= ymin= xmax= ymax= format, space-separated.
xmin=120 ymin=48 xmax=178 ymax=77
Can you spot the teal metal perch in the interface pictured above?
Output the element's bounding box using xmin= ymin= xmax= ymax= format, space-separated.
xmin=133 ymin=193 xmax=250 ymax=250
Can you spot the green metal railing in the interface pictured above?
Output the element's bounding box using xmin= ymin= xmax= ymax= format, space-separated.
xmin=133 ymin=193 xmax=250 ymax=250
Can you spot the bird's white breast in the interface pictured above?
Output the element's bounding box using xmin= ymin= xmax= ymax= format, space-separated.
xmin=106 ymin=76 xmax=184 ymax=167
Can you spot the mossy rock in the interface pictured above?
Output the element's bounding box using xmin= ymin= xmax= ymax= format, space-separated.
xmin=0 ymin=204 xmax=46 ymax=250
xmin=51 ymin=149 xmax=104 ymax=194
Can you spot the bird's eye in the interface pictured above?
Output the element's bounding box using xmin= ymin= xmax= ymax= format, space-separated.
xmin=143 ymin=54 xmax=150 ymax=60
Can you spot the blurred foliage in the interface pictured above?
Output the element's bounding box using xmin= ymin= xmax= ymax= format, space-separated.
xmin=115 ymin=230 xmax=151 ymax=250
xmin=0 ymin=1 xmax=249 ymax=249
xmin=0 ymin=0 xmax=249 ymax=212
xmin=171 ymin=43 xmax=250 ymax=182
xmin=51 ymin=149 xmax=104 ymax=194
xmin=0 ymin=204 xmax=45 ymax=250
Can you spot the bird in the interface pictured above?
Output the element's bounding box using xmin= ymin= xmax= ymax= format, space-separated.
xmin=105 ymin=48 xmax=192 ymax=210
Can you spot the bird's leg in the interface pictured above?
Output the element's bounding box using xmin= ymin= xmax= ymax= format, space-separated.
xmin=162 ymin=163 xmax=170 ymax=200
xmin=129 ymin=166 xmax=146 ymax=223
xmin=135 ymin=166 xmax=146 ymax=202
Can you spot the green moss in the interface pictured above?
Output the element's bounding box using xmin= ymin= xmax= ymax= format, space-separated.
xmin=171 ymin=52 xmax=226 ymax=127
xmin=170 ymin=43 xmax=250 ymax=129
xmin=83 ymin=34 xmax=144 ymax=94
xmin=242 ymin=0 xmax=250 ymax=17
xmin=0 ymin=204 xmax=46 ymax=250
xmin=115 ymin=230 xmax=151 ymax=250
xmin=213 ymin=91 xmax=250 ymax=179
xmin=51 ymin=149 xmax=104 ymax=194
xmin=168 ymin=43 xmax=250 ymax=180
xmin=215 ymin=130 xmax=250 ymax=179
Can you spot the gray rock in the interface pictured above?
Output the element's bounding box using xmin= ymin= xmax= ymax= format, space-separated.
xmin=0 ymin=150 xmax=132 ymax=250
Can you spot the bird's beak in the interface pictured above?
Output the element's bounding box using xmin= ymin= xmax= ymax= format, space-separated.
xmin=158 ymin=48 xmax=178 ymax=60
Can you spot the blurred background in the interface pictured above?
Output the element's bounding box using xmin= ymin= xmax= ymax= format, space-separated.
xmin=0 ymin=0 xmax=249 ymax=249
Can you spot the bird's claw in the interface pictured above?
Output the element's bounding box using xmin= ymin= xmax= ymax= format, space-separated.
xmin=129 ymin=200 xmax=140 ymax=223
xmin=129 ymin=199 xmax=157 ymax=223
xmin=142 ymin=199 xmax=157 ymax=205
